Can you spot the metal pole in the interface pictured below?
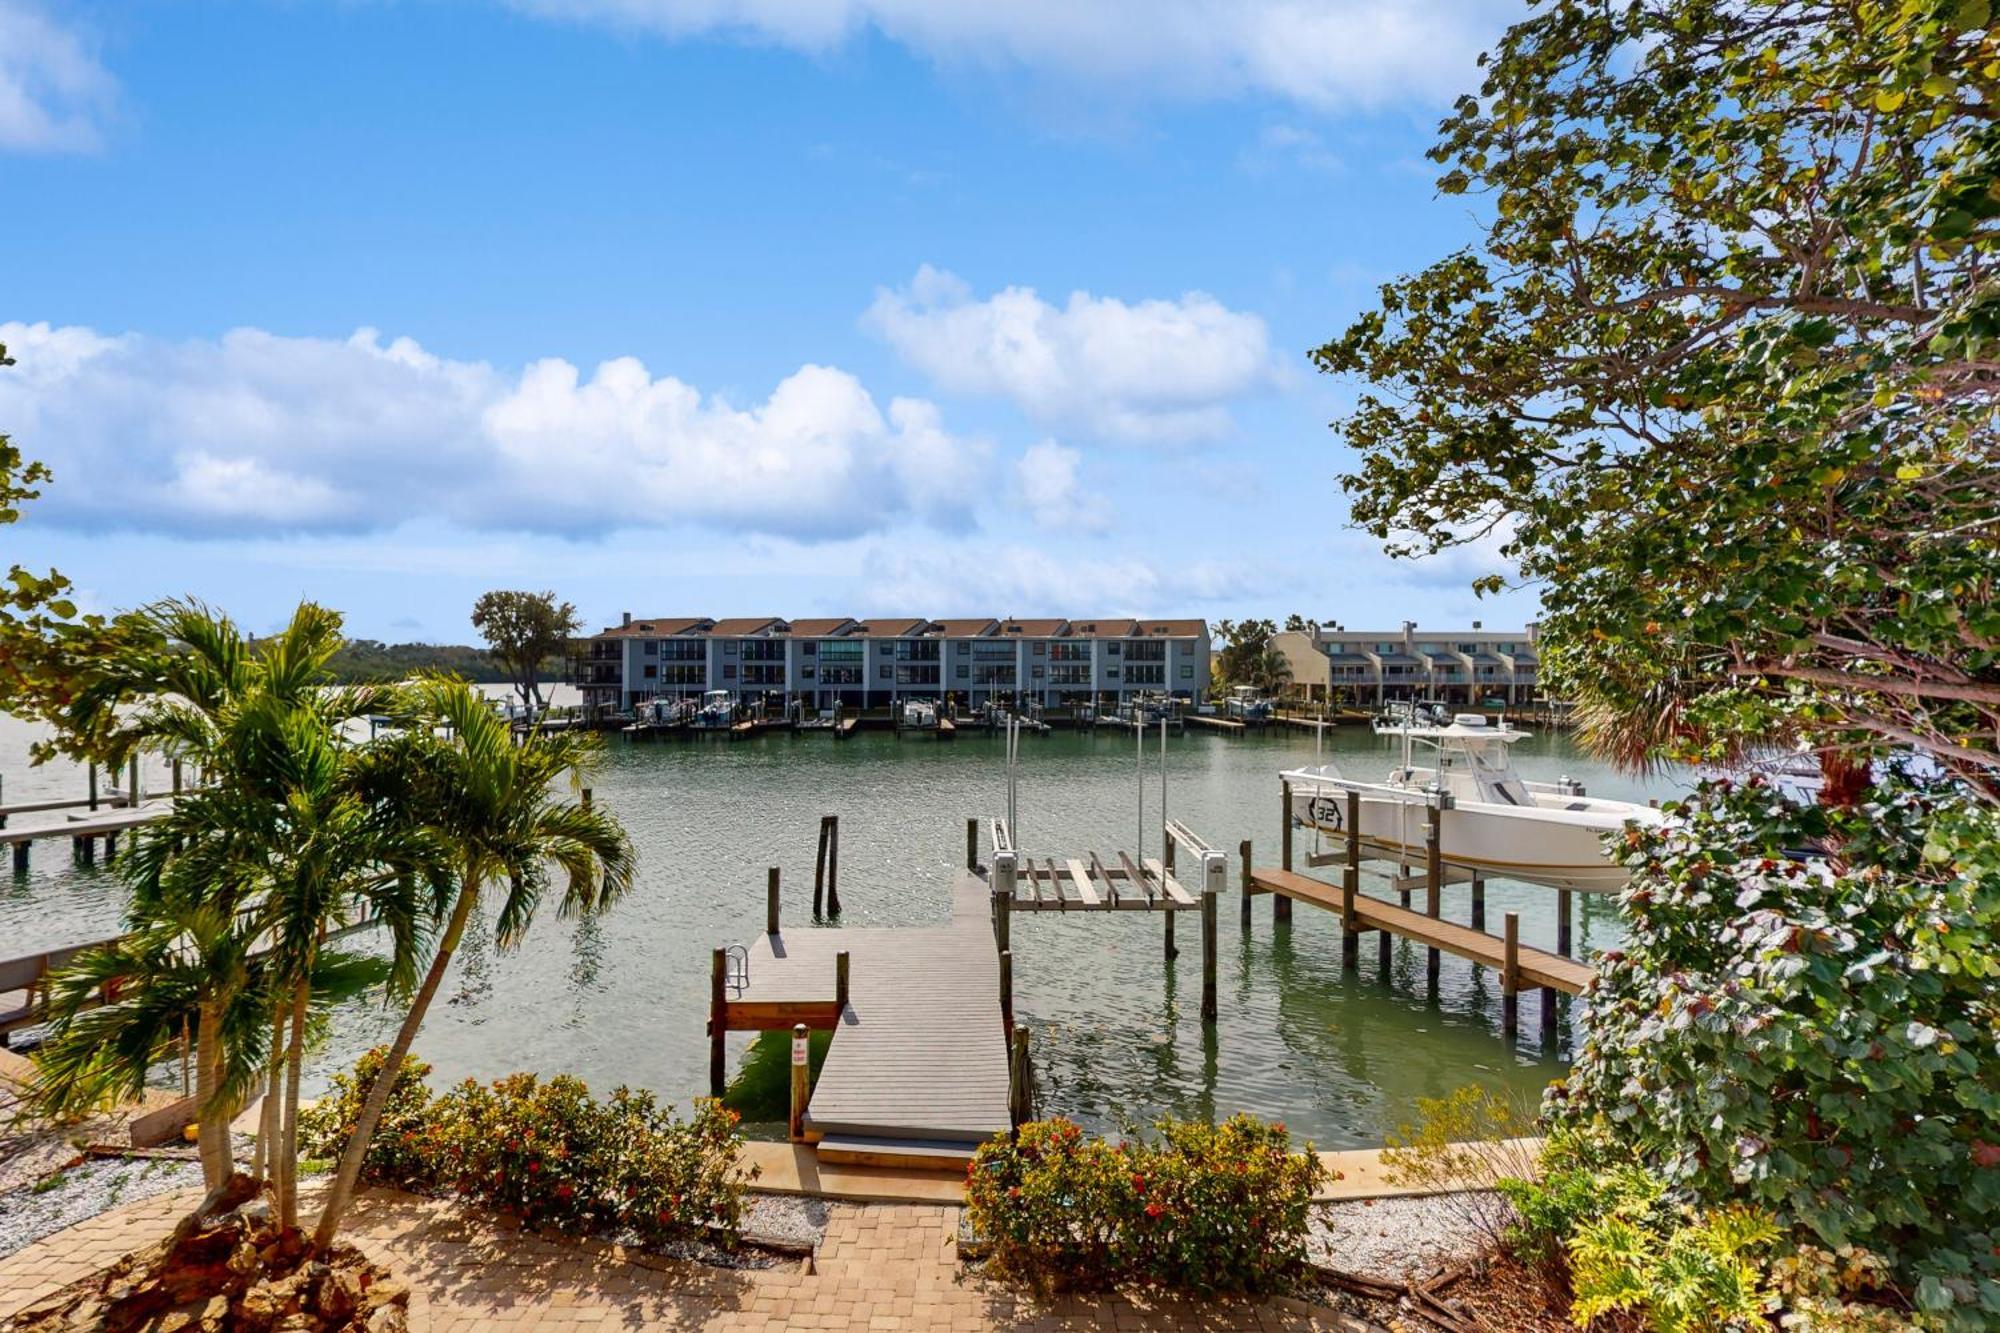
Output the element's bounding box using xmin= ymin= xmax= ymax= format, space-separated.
xmin=1425 ymin=801 xmax=1443 ymax=990
xmin=1136 ymin=716 xmax=1145 ymax=865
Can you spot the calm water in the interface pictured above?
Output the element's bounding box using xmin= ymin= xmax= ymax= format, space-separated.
xmin=0 ymin=696 xmax=1679 ymax=1147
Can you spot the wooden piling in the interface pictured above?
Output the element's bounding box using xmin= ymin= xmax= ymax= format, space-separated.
xmin=1008 ymin=1027 xmax=1032 ymax=1128
xmin=1341 ymin=789 xmax=1361 ymax=971
xmin=76 ymin=834 xmax=94 ymax=866
xmin=835 ymin=950 xmax=850 ymax=1012
xmin=1541 ymin=982 xmax=1558 ymax=1045
xmin=826 ymin=816 xmax=841 ymax=917
xmin=87 ymin=766 xmax=98 ymax=812
xmin=1276 ymin=780 xmax=1293 ymax=924
xmin=1470 ymin=874 xmax=1486 ymax=931
xmin=172 ymin=760 xmax=183 ymax=794
xmin=814 ymin=817 xmax=830 ymax=917
xmin=1238 ymin=838 xmax=1253 ymax=927
xmin=967 ymin=817 xmax=979 ymax=872
xmin=999 ymin=948 xmax=1014 ymax=1037
xmin=104 ymin=831 xmax=117 ymax=862
xmin=767 ymin=867 xmax=781 ymax=935
xmin=128 ymin=758 xmax=139 ymax=807
xmin=11 ymin=842 xmax=26 ymax=874
xmin=1557 ymin=888 xmax=1574 ymax=956
xmin=1200 ymin=885 xmax=1218 ymax=1023
xmin=1501 ymin=913 xmax=1520 ymax=1039
xmin=709 ymin=948 xmax=728 ymax=1098
xmin=993 ymin=881 xmax=1012 ymax=955
xmin=1424 ymin=803 xmax=1442 ymax=990
xmin=788 ymin=1023 xmax=809 ymax=1142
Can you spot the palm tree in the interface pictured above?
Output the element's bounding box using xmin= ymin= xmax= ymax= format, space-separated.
xmin=29 ymin=601 xmax=438 ymax=1211
xmin=312 ymin=677 xmax=634 ymax=1249
xmin=1250 ymin=647 xmax=1293 ymax=697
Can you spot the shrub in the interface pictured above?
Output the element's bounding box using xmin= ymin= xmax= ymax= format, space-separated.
xmin=965 ymin=1114 xmax=1324 ymax=1296
xmin=1549 ymin=776 xmax=2000 ymax=1328
xmin=302 ymin=1053 xmax=752 ymax=1247
xmin=297 ymin=1046 xmax=437 ymax=1189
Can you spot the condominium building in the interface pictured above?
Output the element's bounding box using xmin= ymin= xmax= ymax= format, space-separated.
xmin=570 ymin=614 xmax=1212 ymax=714
xmin=1270 ymin=621 xmax=1542 ymax=706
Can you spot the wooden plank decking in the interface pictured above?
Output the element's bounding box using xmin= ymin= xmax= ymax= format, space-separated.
xmin=723 ymin=870 xmax=1010 ymax=1148
xmin=1250 ymin=867 xmax=1594 ymax=995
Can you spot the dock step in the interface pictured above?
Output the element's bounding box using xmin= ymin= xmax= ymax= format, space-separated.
xmin=814 ymin=1134 xmax=989 ymax=1172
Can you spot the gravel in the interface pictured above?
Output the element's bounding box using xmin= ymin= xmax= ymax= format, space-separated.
xmin=1307 ymin=1192 xmax=1508 ymax=1283
xmin=0 ymin=1154 xmax=204 ymax=1259
xmin=742 ymin=1193 xmax=831 ymax=1248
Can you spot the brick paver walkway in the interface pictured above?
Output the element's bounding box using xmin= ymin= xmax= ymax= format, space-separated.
xmin=1 ymin=1184 xmax=1371 ymax=1331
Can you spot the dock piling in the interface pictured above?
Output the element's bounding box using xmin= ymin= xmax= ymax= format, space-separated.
xmin=835 ymin=949 xmax=850 ymax=1012
xmin=709 ymin=948 xmax=727 ymax=1098
xmin=128 ymin=758 xmax=139 ymax=807
xmin=966 ymin=817 xmax=979 ymax=872
xmin=999 ymin=948 xmax=1014 ymax=1037
xmin=1501 ymin=913 xmax=1521 ymax=1040
xmin=767 ymin=867 xmax=781 ymax=936
xmin=788 ymin=1023 xmax=809 ymax=1142
xmin=814 ymin=816 xmax=830 ymax=917
xmin=1200 ymin=880 xmax=1218 ymax=1023
xmin=827 ymin=816 xmax=841 ymax=917
xmin=1557 ymin=888 xmax=1574 ymax=957
xmin=1238 ymin=838 xmax=1253 ymax=927
xmin=1276 ymin=780 xmax=1293 ymax=924
xmin=11 ymin=842 xmax=25 ymax=875
xmin=172 ymin=761 xmax=182 ymax=795
xmin=1424 ymin=803 xmax=1443 ymax=991
xmin=1008 ymin=1027 xmax=1033 ymax=1129
xmin=1341 ymin=790 xmax=1361 ymax=971
xmin=87 ymin=766 xmax=98 ymax=812
xmin=1470 ymin=874 xmax=1486 ymax=931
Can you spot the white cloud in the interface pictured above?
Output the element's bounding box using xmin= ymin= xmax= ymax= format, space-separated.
xmin=862 ymin=541 xmax=1260 ymax=615
xmin=0 ymin=320 xmax=994 ymax=540
xmin=0 ymin=1 xmax=115 ymax=152
xmin=513 ymin=1 xmax=1510 ymax=109
xmin=863 ymin=266 xmax=1276 ymax=444
xmin=1239 ymin=124 xmax=1343 ymax=175
xmin=1011 ymin=439 xmax=1109 ymax=532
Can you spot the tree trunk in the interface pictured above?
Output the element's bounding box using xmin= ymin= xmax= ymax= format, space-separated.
xmin=251 ymin=1008 xmax=284 ymax=1182
xmin=192 ymin=997 xmax=233 ymax=1191
xmin=311 ymin=878 xmax=480 ymax=1251
xmin=278 ymin=975 xmax=309 ymax=1230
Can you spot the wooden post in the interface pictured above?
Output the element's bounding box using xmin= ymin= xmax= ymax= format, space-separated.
xmin=767 ymin=867 xmax=781 ymax=936
xmin=11 ymin=841 xmax=26 ymax=875
xmin=128 ymin=758 xmax=139 ymax=806
xmin=999 ymin=948 xmax=1014 ymax=1038
xmin=826 ymin=816 xmax=841 ymax=917
xmin=171 ymin=760 xmax=183 ymax=794
xmin=104 ymin=831 xmax=117 ymax=862
xmin=1541 ymin=981 xmax=1559 ymax=1045
xmin=788 ymin=1023 xmax=809 ymax=1142
xmin=1470 ymin=874 xmax=1486 ymax=931
xmin=1238 ymin=838 xmax=1253 ymax=927
xmin=835 ymin=949 xmax=850 ymax=1012
xmin=87 ymin=765 xmax=98 ymax=812
xmin=1200 ymin=887 xmax=1217 ymax=1023
xmin=813 ymin=817 xmax=829 ymax=917
xmin=993 ymin=881 xmax=1011 ymax=955
xmin=709 ymin=948 xmax=728 ymax=1098
xmin=1008 ymin=1027 xmax=1032 ymax=1128
xmin=1502 ymin=913 xmax=1520 ymax=1040
xmin=1276 ymin=781 xmax=1293 ymax=923
xmin=1557 ymin=888 xmax=1574 ymax=957
xmin=967 ymin=817 xmax=979 ymax=872
xmin=1341 ymin=790 xmax=1361 ymax=971
xmin=76 ymin=834 xmax=94 ymax=866
xmin=1425 ymin=802 xmax=1442 ymax=990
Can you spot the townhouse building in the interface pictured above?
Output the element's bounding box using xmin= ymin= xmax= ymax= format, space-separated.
xmin=1269 ymin=622 xmax=1542 ymax=707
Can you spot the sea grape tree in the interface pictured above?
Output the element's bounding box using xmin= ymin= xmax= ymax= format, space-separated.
xmin=1316 ymin=0 xmax=2000 ymax=794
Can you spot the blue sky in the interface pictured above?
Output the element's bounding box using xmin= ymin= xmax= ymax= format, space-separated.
xmin=1 ymin=0 xmax=1534 ymax=642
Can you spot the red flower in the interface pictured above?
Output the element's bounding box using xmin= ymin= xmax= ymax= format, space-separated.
xmin=1144 ymin=1202 xmax=1164 ymax=1218
xmin=1131 ymin=1174 xmax=1146 ymax=1193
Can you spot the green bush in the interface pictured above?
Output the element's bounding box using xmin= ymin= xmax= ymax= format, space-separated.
xmin=1549 ymin=776 xmax=2000 ymax=1327
xmin=965 ymin=1114 xmax=1324 ymax=1296
xmin=300 ymin=1053 xmax=752 ymax=1246
xmin=298 ymin=1046 xmax=438 ymax=1189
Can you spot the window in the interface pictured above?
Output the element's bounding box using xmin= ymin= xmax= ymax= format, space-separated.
xmin=803 ymin=642 xmax=816 ymax=656
xmin=1126 ymin=664 xmax=1164 ymax=685
xmin=725 ymin=641 xmax=738 ymax=655
xmin=896 ymin=664 xmax=940 ymax=685
xmin=723 ymin=664 xmax=736 ymax=680
xmin=1033 ymin=642 xmax=1045 ymax=655
xmin=802 ymin=666 xmax=815 ymax=680
xmin=643 ymin=664 xmax=657 ymax=679
xmin=879 ymin=665 xmax=892 ymax=680
xmin=894 ymin=639 xmax=939 ymax=662
xmin=1181 ymin=664 xmax=1194 ymax=679
xmin=743 ymin=665 xmax=783 ymax=686
xmin=659 ymin=639 xmax=704 ymax=662
xmin=1127 ymin=641 xmax=1164 ymax=662
xmin=1107 ymin=667 xmax=1120 ymax=680
xmin=743 ymin=640 xmax=784 ymax=663
xmin=1050 ymin=643 xmax=1089 ymax=661
xmin=956 ymin=664 xmax=969 ymax=679
xmin=1050 ymin=664 xmax=1090 ymax=686
xmin=1032 ymin=665 xmax=1044 ymax=679
xmin=644 ymin=641 xmax=658 ymax=656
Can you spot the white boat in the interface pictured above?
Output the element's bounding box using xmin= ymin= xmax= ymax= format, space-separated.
xmin=1373 ymin=699 xmax=1453 ymax=734
xmin=691 ymin=689 xmax=736 ymax=729
xmin=1285 ymin=714 xmax=1663 ymax=893
xmin=1222 ymin=685 xmax=1274 ymax=722
xmin=900 ymin=698 xmax=939 ymax=730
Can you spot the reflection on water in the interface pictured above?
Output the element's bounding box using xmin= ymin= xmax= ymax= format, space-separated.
xmin=0 ymin=700 xmax=1681 ymax=1147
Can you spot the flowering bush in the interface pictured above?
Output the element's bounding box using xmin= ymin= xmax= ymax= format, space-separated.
xmin=302 ymin=1054 xmax=752 ymax=1246
xmin=965 ymin=1114 xmax=1324 ymax=1296
xmin=298 ymin=1046 xmax=438 ymax=1188
xmin=1550 ymin=777 xmax=2000 ymax=1328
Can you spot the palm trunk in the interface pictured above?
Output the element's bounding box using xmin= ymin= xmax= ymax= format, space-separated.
xmin=192 ymin=997 xmax=233 ymax=1190
xmin=278 ymin=976 xmax=309 ymax=1230
xmin=311 ymin=879 xmax=480 ymax=1251
xmin=251 ymin=1008 xmax=284 ymax=1181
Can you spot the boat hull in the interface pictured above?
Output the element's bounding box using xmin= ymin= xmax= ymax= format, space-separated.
xmin=1291 ymin=789 xmax=1643 ymax=893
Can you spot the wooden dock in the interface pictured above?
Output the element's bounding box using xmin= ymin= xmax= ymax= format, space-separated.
xmin=1186 ymin=713 xmax=1246 ymax=733
xmin=2 ymin=804 xmax=175 ymax=874
xmin=713 ymin=871 xmax=1010 ymax=1164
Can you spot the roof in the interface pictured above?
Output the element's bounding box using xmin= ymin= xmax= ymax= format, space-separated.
xmin=1136 ymin=619 xmax=1206 ymax=637
xmin=594 ymin=617 xmax=711 ymax=639
xmin=709 ymin=617 xmax=784 ymax=637
xmin=931 ymin=619 xmax=998 ymax=637
xmin=1065 ymin=619 xmax=1137 ymax=639
xmin=996 ymin=619 xmax=1068 ymax=637
xmin=852 ymin=618 xmax=930 ymax=637
xmin=788 ymin=618 xmax=857 ymax=637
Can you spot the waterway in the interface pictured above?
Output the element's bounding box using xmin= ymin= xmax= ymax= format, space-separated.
xmin=0 ymin=698 xmax=1681 ymax=1148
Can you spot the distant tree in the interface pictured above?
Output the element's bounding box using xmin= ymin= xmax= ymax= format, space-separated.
xmin=1250 ymin=647 xmax=1294 ymax=696
xmin=1315 ymin=0 xmax=2000 ymax=799
xmin=1212 ymin=618 xmax=1279 ymax=689
xmin=1282 ymin=615 xmax=1319 ymax=634
xmin=328 ymin=639 xmax=508 ymax=684
xmin=470 ymin=590 xmax=580 ymax=711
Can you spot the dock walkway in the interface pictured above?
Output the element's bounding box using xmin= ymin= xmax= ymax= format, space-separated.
xmin=718 ymin=871 xmax=1009 ymax=1158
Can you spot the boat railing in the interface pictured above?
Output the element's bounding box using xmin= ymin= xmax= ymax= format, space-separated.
xmin=1280 ymin=768 xmax=1456 ymax=810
